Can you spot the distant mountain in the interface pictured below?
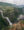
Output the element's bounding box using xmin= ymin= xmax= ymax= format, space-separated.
xmin=16 ymin=5 xmax=24 ymax=8
xmin=0 ymin=2 xmax=16 ymax=7
xmin=0 ymin=2 xmax=24 ymax=8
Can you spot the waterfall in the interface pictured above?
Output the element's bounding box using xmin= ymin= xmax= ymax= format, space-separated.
xmin=6 ymin=17 xmax=12 ymax=25
xmin=0 ymin=10 xmax=12 ymax=26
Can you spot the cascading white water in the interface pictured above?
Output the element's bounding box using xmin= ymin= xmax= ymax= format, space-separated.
xmin=0 ymin=10 xmax=12 ymax=26
xmin=6 ymin=17 xmax=12 ymax=25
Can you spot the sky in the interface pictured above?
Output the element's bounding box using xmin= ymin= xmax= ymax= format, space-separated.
xmin=0 ymin=0 xmax=24 ymax=5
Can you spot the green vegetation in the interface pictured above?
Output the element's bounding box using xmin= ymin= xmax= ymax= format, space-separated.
xmin=21 ymin=20 xmax=24 ymax=24
xmin=0 ymin=2 xmax=24 ymax=30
